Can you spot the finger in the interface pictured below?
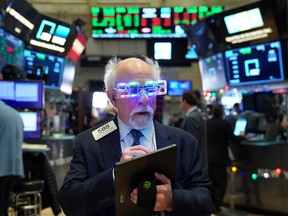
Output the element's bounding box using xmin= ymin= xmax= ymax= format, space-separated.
xmin=130 ymin=145 xmax=152 ymax=153
xmin=155 ymin=172 xmax=171 ymax=184
xmin=130 ymin=188 xmax=138 ymax=204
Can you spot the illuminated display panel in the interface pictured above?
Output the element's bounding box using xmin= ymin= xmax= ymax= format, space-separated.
xmin=91 ymin=6 xmax=223 ymax=38
xmin=224 ymin=8 xmax=264 ymax=35
xmin=199 ymin=52 xmax=227 ymax=91
xmin=26 ymin=14 xmax=78 ymax=56
xmin=19 ymin=111 xmax=42 ymax=139
xmin=209 ymin=1 xmax=279 ymax=49
xmin=0 ymin=28 xmax=25 ymax=72
xmin=146 ymin=38 xmax=191 ymax=66
xmin=167 ymin=80 xmax=192 ymax=96
xmin=23 ymin=49 xmax=65 ymax=89
xmin=225 ymin=41 xmax=284 ymax=86
xmin=1 ymin=0 xmax=40 ymax=43
xmin=0 ymin=80 xmax=44 ymax=109
xmin=60 ymin=59 xmax=76 ymax=95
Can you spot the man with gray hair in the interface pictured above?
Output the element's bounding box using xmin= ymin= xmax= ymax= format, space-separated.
xmin=58 ymin=56 xmax=215 ymax=216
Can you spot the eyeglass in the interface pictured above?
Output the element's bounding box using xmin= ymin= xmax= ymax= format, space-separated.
xmin=114 ymin=80 xmax=167 ymax=98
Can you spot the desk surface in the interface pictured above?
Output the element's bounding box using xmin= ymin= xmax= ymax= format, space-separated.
xmin=241 ymin=140 xmax=287 ymax=146
xmin=22 ymin=143 xmax=50 ymax=152
xmin=42 ymin=134 xmax=75 ymax=141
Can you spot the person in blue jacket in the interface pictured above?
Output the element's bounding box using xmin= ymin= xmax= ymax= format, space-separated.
xmin=58 ymin=56 xmax=215 ymax=216
xmin=0 ymin=100 xmax=24 ymax=216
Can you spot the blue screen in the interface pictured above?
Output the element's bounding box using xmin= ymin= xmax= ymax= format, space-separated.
xmin=167 ymin=80 xmax=192 ymax=96
xmin=23 ymin=49 xmax=64 ymax=89
xmin=0 ymin=80 xmax=44 ymax=109
xmin=225 ymin=40 xmax=284 ymax=86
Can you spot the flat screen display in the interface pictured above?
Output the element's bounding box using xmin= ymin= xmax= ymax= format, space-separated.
xmin=199 ymin=52 xmax=227 ymax=91
xmin=23 ymin=49 xmax=65 ymax=89
xmin=1 ymin=0 xmax=40 ymax=43
xmin=19 ymin=111 xmax=41 ymax=139
xmin=0 ymin=28 xmax=25 ymax=72
xmin=26 ymin=14 xmax=78 ymax=56
xmin=60 ymin=59 xmax=76 ymax=95
xmin=209 ymin=0 xmax=279 ymax=49
xmin=91 ymin=6 xmax=223 ymax=38
xmin=0 ymin=80 xmax=44 ymax=109
xmin=224 ymin=8 xmax=264 ymax=35
xmin=147 ymin=38 xmax=191 ymax=66
xmin=225 ymin=40 xmax=284 ymax=86
xmin=167 ymin=80 xmax=192 ymax=96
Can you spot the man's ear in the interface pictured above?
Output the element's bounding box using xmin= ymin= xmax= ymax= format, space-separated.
xmin=107 ymin=90 xmax=116 ymax=107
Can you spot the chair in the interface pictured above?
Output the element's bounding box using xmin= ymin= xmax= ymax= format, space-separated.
xmin=10 ymin=178 xmax=44 ymax=216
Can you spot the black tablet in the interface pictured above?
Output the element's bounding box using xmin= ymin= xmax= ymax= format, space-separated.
xmin=115 ymin=144 xmax=177 ymax=216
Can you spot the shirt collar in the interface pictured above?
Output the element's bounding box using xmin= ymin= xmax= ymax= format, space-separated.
xmin=186 ymin=106 xmax=197 ymax=116
xmin=117 ymin=116 xmax=154 ymax=143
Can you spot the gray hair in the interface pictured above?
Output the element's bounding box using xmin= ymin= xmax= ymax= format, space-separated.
xmin=103 ymin=56 xmax=162 ymax=91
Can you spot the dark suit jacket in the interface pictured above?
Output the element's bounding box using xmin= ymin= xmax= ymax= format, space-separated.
xmin=206 ymin=117 xmax=243 ymax=165
xmin=180 ymin=108 xmax=207 ymax=169
xmin=58 ymin=117 xmax=215 ymax=216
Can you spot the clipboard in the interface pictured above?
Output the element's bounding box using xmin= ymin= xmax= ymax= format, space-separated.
xmin=115 ymin=144 xmax=177 ymax=216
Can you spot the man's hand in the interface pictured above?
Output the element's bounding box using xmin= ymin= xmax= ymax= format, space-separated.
xmin=130 ymin=172 xmax=173 ymax=212
xmin=120 ymin=146 xmax=151 ymax=161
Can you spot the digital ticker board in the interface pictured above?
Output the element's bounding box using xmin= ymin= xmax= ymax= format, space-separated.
xmin=91 ymin=6 xmax=223 ymax=38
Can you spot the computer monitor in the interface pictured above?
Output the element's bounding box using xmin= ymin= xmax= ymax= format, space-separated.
xmin=0 ymin=27 xmax=25 ymax=73
xmin=0 ymin=80 xmax=44 ymax=109
xmin=60 ymin=59 xmax=76 ymax=95
xmin=19 ymin=111 xmax=42 ymax=139
xmin=225 ymin=40 xmax=284 ymax=86
xmin=146 ymin=38 xmax=191 ymax=66
xmin=23 ymin=49 xmax=65 ymax=89
xmin=167 ymin=80 xmax=192 ymax=96
xmin=233 ymin=118 xmax=247 ymax=136
xmin=199 ymin=52 xmax=227 ymax=91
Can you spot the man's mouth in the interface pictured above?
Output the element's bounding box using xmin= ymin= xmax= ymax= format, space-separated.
xmin=135 ymin=111 xmax=149 ymax=115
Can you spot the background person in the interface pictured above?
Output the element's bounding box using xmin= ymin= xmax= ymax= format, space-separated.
xmin=180 ymin=90 xmax=207 ymax=171
xmin=58 ymin=56 xmax=215 ymax=216
xmin=206 ymin=103 xmax=244 ymax=214
xmin=0 ymin=100 xmax=24 ymax=216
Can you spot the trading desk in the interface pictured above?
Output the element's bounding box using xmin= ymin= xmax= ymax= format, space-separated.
xmin=224 ymin=140 xmax=288 ymax=214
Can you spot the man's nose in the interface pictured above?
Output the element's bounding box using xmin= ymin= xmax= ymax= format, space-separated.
xmin=138 ymin=90 xmax=149 ymax=105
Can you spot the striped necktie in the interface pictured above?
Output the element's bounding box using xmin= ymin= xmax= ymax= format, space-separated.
xmin=130 ymin=129 xmax=143 ymax=146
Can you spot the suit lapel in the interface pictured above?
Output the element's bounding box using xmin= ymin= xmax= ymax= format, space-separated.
xmin=98 ymin=118 xmax=122 ymax=168
xmin=154 ymin=121 xmax=173 ymax=149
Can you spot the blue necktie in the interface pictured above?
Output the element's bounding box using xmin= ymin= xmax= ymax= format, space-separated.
xmin=130 ymin=129 xmax=143 ymax=146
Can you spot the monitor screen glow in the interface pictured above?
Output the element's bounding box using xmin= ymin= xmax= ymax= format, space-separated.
xmin=26 ymin=14 xmax=77 ymax=56
xmin=199 ymin=52 xmax=227 ymax=91
xmin=167 ymin=80 xmax=192 ymax=96
xmin=154 ymin=42 xmax=172 ymax=60
xmin=0 ymin=28 xmax=25 ymax=72
xmin=23 ymin=49 xmax=65 ymax=89
xmin=19 ymin=111 xmax=41 ymax=139
xmin=60 ymin=59 xmax=76 ymax=95
xmin=224 ymin=8 xmax=264 ymax=35
xmin=91 ymin=6 xmax=223 ymax=39
xmin=0 ymin=80 xmax=44 ymax=109
xmin=225 ymin=40 xmax=284 ymax=86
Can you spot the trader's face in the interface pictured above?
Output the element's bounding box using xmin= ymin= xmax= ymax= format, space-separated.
xmin=110 ymin=58 xmax=157 ymax=129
